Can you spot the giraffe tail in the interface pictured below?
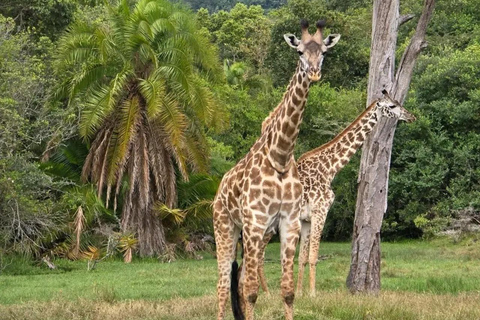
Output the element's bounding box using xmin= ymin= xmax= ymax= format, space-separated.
xmin=231 ymin=260 xmax=245 ymax=320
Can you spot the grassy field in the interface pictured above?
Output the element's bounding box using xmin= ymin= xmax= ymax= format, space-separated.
xmin=1 ymin=238 xmax=480 ymax=319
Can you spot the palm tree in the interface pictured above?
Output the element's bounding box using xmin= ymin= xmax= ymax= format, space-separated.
xmin=54 ymin=0 xmax=225 ymax=256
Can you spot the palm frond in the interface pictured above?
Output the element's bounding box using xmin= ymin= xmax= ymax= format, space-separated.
xmin=154 ymin=202 xmax=186 ymax=225
xmin=107 ymin=95 xmax=141 ymax=185
xmin=152 ymin=93 xmax=188 ymax=179
xmin=79 ymin=84 xmax=114 ymax=139
xmin=184 ymin=199 xmax=214 ymax=221
xmin=138 ymin=76 xmax=166 ymax=119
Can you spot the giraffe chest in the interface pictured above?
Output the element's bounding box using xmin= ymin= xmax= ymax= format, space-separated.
xmin=221 ymin=158 xmax=303 ymax=229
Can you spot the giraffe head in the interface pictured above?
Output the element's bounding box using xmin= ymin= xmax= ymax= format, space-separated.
xmin=283 ymin=19 xmax=341 ymax=82
xmin=375 ymin=90 xmax=416 ymax=122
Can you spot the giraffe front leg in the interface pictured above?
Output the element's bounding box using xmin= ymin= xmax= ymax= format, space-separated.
xmin=213 ymin=205 xmax=241 ymax=320
xmin=258 ymin=231 xmax=274 ymax=294
xmin=242 ymin=223 xmax=266 ymax=320
xmin=296 ymin=220 xmax=311 ymax=296
xmin=279 ymin=215 xmax=300 ymax=320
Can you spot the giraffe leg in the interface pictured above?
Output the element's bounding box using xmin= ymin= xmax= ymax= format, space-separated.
xmin=242 ymin=222 xmax=266 ymax=320
xmin=214 ymin=205 xmax=241 ymax=320
xmin=296 ymin=220 xmax=311 ymax=295
xmin=258 ymin=231 xmax=274 ymax=294
xmin=279 ymin=215 xmax=301 ymax=320
xmin=308 ymin=201 xmax=331 ymax=297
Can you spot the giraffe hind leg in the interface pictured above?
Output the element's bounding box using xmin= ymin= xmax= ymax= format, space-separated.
xmin=308 ymin=205 xmax=330 ymax=297
xmin=296 ymin=220 xmax=311 ymax=295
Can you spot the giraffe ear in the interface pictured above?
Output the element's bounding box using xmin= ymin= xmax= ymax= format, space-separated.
xmin=284 ymin=34 xmax=300 ymax=49
xmin=324 ymin=34 xmax=341 ymax=48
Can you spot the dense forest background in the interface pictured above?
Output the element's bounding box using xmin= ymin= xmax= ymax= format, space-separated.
xmin=1 ymin=0 xmax=479 ymax=260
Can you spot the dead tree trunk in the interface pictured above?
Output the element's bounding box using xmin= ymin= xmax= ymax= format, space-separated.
xmin=346 ymin=0 xmax=435 ymax=294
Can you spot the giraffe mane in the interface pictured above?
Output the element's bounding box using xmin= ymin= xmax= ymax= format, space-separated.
xmin=261 ymin=100 xmax=284 ymax=133
xmin=261 ymin=66 xmax=299 ymax=133
xmin=297 ymin=100 xmax=378 ymax=161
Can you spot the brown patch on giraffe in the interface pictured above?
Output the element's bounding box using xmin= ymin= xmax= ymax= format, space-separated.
xmin=263 ymin=185 xmax=275 ymax=199
xmin=295 ymin=87 xmax=304 ymax=98
xmin=277 ymin=135 xmax=290 ymax=151
xmin=243 ymin=179 xmax=250 ymax=191
xmin=256 ymin=214 xmax=268 ymax=224
xmin=261 ymin=164 xmax=274 ymax=176
xmin=233 ymin=184 xmax=241 ymax=197
xmin=282 ymin=203 xmax=293 ymax=212
xmin=251 ymin=173 xmax=262 ymax=186
xmin=297 ymin=73 xmax=302 ymax=83
xmin=292 ymin=94 xmax=300 ymax=106
xmin=290 ymin=113 xmax=300 ymax=125
xmin=251 ymin=203 xmax=266 ymax=213
xmin=286 ymin=106 xmax=294 ymax=117
xmin=269 ymin=201 xmax=281 ymax=215
xmin=250 ymin=166 xmax=261 ymax=178
xmin=249 ymin=188 xmax=261 ymax=200
xmin=285 ymin=124 xmax=296 ymax=137
xmin=253 ymin=153 xmax=262 ymax=165
xmin=271 ymin=149 xmax=289 ymax=167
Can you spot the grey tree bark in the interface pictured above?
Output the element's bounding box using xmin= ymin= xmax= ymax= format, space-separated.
xmin=346 ymin=0 xmax=435 ymax=294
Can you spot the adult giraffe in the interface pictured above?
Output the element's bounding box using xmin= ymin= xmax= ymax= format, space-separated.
xmin=258 ymin=91 xmax=416 ymax=297
xmin=213 ymin=20 xmax=340 ymax=320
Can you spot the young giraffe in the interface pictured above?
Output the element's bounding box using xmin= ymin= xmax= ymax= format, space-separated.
xmin=258 ymin=90 xmax=416 ymax=297
xmin=213 ymin=20 xmax=340 ymax=320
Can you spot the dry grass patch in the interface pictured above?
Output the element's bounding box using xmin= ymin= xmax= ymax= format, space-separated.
xmin=1 ymin=290 xmax=480 ymax=320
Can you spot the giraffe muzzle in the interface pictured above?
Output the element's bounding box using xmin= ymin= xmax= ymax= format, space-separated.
xmin=405 ymin=114 xmax=416 ymax=123
xmin=308 ymin=72 xmax=321 ymax=82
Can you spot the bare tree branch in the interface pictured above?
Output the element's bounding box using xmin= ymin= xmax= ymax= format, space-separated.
xmin=398 ymin=14 xmax=415 ymax=27
xmin=393 ymin=0 xmax=436 ymax=103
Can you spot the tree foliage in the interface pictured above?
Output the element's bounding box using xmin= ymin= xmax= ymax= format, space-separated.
xmin=53 ymin=0 xmax=225 ymax=256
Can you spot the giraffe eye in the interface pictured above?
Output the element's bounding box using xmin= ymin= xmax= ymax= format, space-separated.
xmin=389 ymin=105 xmax=396 ymax=109
xmin=297 ymin=50 xmax=303 ymax=55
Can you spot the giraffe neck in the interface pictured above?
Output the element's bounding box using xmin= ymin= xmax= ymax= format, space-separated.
xmin=264 ymin=65 xmax=311 ymax=173
xmin=299 ymin=101 xmax=379 ymax=175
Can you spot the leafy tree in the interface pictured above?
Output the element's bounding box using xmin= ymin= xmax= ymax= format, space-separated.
xmin=0 ymin=157 xmax=68 ymax=258
xmin=181 ymin=0 xmax=286 ymax=12
xmin=200 ymin=3 xmax=272 ymax=70
xmin=53 ymin=0 xmax=225 ymax=256
xmin=388 ymin=43 xmax=480 ymax=237
xmin=0 ymin=15 xmax=61 ymax=158
xmin=0 ymin=0 xmax=77 ymax=39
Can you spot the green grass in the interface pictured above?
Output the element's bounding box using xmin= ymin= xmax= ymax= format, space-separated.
xmin=1 ymin=239 xmax=480 ymax=319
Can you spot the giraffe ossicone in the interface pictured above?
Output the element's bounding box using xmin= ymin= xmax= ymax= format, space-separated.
xmin=212 ymin=19 xmax=340 ymax=320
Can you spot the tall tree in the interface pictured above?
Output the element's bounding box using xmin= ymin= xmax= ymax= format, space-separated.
xmin=346 ymin=0 xmax=435 ymax=293
xmin=54 ymin=0 xmax=224 ymax=256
